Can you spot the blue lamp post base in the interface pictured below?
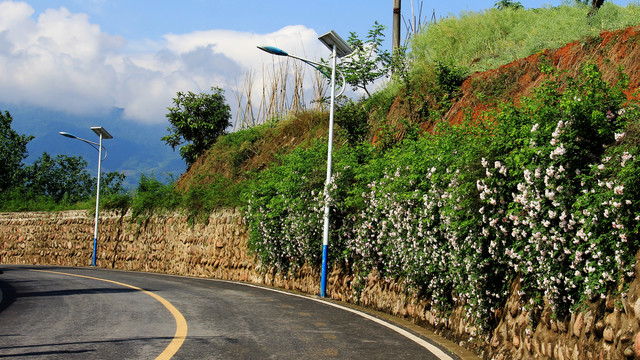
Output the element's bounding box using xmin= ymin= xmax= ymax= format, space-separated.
xmin=320 ymin=245 xmax=328 ymax=297
xmin=92 ymin=237 xmax=97 ymax=266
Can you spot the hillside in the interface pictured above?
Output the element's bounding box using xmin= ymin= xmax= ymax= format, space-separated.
xmin=180 ymin=25 xmax=640 ymax=192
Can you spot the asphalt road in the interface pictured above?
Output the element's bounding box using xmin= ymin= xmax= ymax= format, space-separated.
xmin=0 ymin=265 xmax=452 ymax=359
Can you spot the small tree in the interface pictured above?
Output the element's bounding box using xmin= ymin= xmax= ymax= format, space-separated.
xmin=0 ymin=111 xmax=33 ymax=192
xmin=336 ymin=22 xmax=392 ymax=98
xmin=162 ymin=87 xmax=232 ymax=166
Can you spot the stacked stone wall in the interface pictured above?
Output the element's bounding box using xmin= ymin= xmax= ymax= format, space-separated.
xmin=2 ymin=210 xmax=640 ymax=359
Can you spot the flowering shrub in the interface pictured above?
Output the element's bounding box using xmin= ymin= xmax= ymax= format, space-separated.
xmin=245 ymin=63 xmax=640 ymax=330
xmin=245 ymin=141 xmax=327 ymax=271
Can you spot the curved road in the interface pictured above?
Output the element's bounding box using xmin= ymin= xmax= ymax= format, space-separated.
xmin=0 ymin=266 xmax=454 ymax=359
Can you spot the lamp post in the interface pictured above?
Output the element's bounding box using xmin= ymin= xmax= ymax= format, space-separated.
xmin=258 ymin=30 xmax=353 ymax=298
xmin=59 ymin=127 xmax=113 ymax=267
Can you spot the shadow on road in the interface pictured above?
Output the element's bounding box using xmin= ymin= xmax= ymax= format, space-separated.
xmin=0 ymin=279 xmax=16 ymax=315
xmin=16 ymin=287 xmax=142 ymax=298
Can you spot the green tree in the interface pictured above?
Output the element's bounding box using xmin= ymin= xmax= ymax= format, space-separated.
xmin=0 ymin=111 xmax=33 ymax=192
xmin=100 ymin=171 xmax=126 ymax=197
xmin=162 ymin=87 xmax=232 ymax=166
xmin=338 ymin=22 xmax=392 ymax=98
xmin=23 ymin=152 xmax=94 ymax=204
xmin=23 ymin=152 xmax=126 ymax=204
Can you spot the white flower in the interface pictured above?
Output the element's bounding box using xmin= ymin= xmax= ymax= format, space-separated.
xmin=550 ymin=144 xmax=566 ymax=160
xmin=621 ymin=152 xmax=633 ymax=167
xmin=531 ymin=123 xmax=539 ymax=132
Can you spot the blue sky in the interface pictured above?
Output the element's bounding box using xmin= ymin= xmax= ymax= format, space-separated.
xmin=0 ymin=0 xmax=636 ymax=126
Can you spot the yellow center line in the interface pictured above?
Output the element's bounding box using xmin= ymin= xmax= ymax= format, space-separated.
xmin=31 ymin=269 xmax=188 ymax=360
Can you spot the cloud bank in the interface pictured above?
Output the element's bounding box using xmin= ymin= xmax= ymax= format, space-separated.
xmin=0 ymin=1 xmax=325 ymax=124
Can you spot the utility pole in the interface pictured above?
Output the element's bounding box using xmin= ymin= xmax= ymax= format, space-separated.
xmin=393 ymin=0 xmax=401 ymax=53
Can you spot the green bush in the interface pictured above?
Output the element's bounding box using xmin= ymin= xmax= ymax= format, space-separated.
xmin=131 ymin=173 xmax=180 ymax=219
xmin=182 ymin=174 xmax=249 ymax=222
xmin=335 ymin=100 xmax=370 ymax=146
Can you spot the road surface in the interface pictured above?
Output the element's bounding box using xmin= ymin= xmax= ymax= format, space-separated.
xmin=0 ymin=265 xmax=454 ymax=359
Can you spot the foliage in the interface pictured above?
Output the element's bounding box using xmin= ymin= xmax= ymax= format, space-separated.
xmin=245 ymin=62 xmax=640 ymax=330
xmin=245 ymin=140 xmax=329 ymax=271
xmin=162 ymin=87 xmax=232 ymax=167
xmin=182 ymin=174 xmax=248 ymax=222
xmin=495 ymin=0 xmax=524 ymax=10
xmin=100 ymin=171 xmax=127 ymax=197
xmin=0 ymin=115 xmax=127 ymax=211
xmin=99 ymin=171 xmax=131 ymax=212
xmin=100 ymin=192 xmax=132 ymax=212
xmin=0 ymin=111 xmax=33 ymax=192
xmin=22 ymin=152 xmax=94 ymax=204
xmin=433 ymin=61 xmax=468 ymax=96
xmin=575 ymin=0 xmax=606 ymax=16
xmin=411 ymin=2 xmax=640 ymax=73
xmin=335 ymin=99 xmax=369 ymax=146
xmin=131 ymin=173 xmax=180 ymax=219
xmin=336 ymin=22 xmax=392 ymax=98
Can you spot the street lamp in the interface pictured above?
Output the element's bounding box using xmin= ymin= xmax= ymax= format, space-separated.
xmin=258 ymin=30 xmax=353 ymax=298
xmin=59 ymin=127 xmax=113 ymax=267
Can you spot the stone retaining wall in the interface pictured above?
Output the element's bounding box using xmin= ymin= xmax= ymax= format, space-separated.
xmin=2 ymin=210 xmax=640 ymax=359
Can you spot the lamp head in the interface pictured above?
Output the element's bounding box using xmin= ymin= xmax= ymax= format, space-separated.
xmin=59 ymin=131 xmax=77 ymax=139
xmin=257 ymin=45 xmax=289 ymax=57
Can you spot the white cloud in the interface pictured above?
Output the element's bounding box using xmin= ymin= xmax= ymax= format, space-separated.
xmin=0 ymin=1 xmax=327 ymax=124
xmin=0 ymin=2 xmax=123 ymax=115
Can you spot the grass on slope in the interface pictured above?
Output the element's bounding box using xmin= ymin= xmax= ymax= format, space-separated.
xmin=411 ymin=2 xmax=640 ymax=73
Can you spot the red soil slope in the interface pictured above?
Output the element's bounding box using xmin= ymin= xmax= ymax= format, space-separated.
xmin=443 ymin=25 xmax=640 ymax=126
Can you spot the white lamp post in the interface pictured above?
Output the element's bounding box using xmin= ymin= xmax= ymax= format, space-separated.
xmin=258 ymin=30 xmax=353 ymax=298
xmin=59 ymin=127 xmax=113 ymax=266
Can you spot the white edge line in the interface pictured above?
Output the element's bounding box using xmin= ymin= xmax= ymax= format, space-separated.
xmin=232 ymin=281 xmax=456 ymax=360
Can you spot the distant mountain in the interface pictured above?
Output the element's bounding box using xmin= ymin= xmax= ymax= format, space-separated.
xmin=2 ymin=104 xmax=186 ymax=189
